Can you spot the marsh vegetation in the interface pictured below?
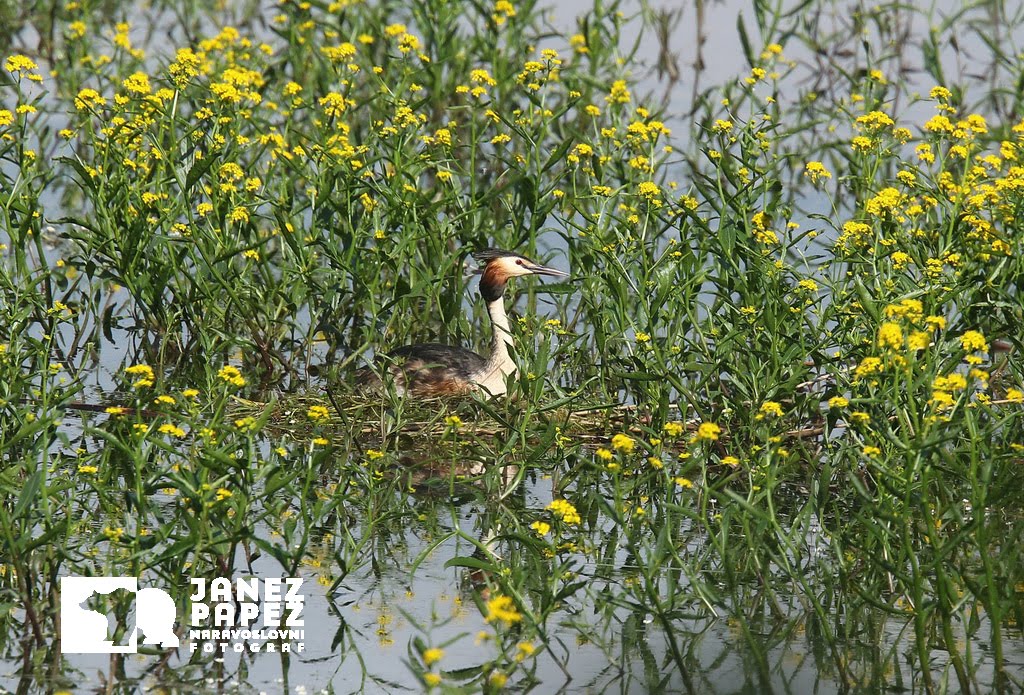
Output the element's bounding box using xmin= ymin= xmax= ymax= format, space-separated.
xmin=1 ymin=0 xmax=1023 ymax=691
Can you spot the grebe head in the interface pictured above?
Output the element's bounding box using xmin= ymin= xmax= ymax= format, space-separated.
xmin=471 ymin=248 xmax=568 ymax=301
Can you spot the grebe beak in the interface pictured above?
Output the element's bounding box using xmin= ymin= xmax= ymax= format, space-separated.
xmin=524 ymin=262 xmax=568 ymax=278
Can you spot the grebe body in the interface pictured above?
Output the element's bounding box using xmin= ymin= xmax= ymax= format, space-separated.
xmin=368 ymin=248 xmax=567 ymax=397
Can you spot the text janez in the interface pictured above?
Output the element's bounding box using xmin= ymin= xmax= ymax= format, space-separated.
xmin=188 ymin=578 xmax=305 ymax=653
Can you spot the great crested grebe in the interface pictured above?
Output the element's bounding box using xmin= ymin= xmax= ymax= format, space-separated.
xmin=368 ymin=248 xmax=567 ymax=397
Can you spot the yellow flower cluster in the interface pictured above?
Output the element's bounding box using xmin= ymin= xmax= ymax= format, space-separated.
xmin=307 ymin=405 xmax=330 ymax=420
xmin=485 ymin=595 xmax=522 ymax=625
xmin=877 ymin=322 xmax=903 ymax=350
xmin=547 ymin=498 xmax=581 ymax=524
xmin=804 ymin=161 xmax=832 ymax=184
xmin=610 ymin=433 xmax=635 ymax=452
xmin=960 ymin=330 xmax=988 ymax=353
xmin=695 ymin=422 xmax=721 ymax=441
xmin=217 ymin=365 xmax=246 ymax=387
xmin=125 ymin=363 xmax=155 ymax=388
xmin=751 ymin=211 xmax=779 ymax=245
xmin=663 ymin=421 xmax=684 ymax=437
xmin=5 ymin=55 xmax=42 ymax=82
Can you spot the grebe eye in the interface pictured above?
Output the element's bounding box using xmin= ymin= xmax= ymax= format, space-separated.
xmin=516 ymin=259 xmax=524 ymax=265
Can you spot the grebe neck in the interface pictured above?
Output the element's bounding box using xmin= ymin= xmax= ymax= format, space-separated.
xmin=473 ymin=295 xmax=516 ymax=394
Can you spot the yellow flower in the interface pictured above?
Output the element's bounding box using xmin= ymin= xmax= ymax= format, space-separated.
xmin=74 ymin=88 xmax=107 ymax=110
xmin=804 ymin=161 xmax=832 ymax=183
xmin=570 ymin=33 xmax=589 ymax=53
xmin=470 ymin=68 xmax=497 ymax=86
xmin=851 ymin=136 xmax=874 ymax=152
xmin=307 ymin=405 xmax=330 ymax=420
xmin=908 ymin=331 xmax=930 ymax=351
xmin=485 ymin=595 xmax=522 ymax=625
xmin=854 ymin=357 xmax=882 ymax=379
xmin=855 ymin=111 xmax=894 ymax=130
xmin=758 ymin=401 xmax=784 ymax=418
xmin=610 ymin=433 xmax=635 ymax=453
xmin=606 ymin=79 xmax=631 ymax=104
xmin=934 ymin=373 xmax=967 ymax=392
xmin=960 ymin=330 xmax=988 ymax=353
xmin=924 ymin=114 xmax=954 ymax=134
xmin=158 ymin=423 xmax=187 ymax=438
xmin=1005 ymin=388 xmax=1023 ymax=403
xmin=321 ymin=42 xmax=357 ymax=63
xmin=890 ymin=251 xmax=912 ymax=269
xmin=828 ymin=396 xmax=849 ymax=409
xmin=547 ymin=499 xmax=581 ymax=524
xmin=423 ymin=647 xmax=444 ymax=666
xmin=850 ymin=411 xmax=870 ymax=425
xmin=862 ymin=446 xmax=881 ymax=457
xmin=217 ymin=365 xmax=246 ymax=387
xmin=126 ymin=363 xmax=155 ymax=388
xmin=595 ymin=448 xmax=613 ymax=461
xmin=674 ymin=477 xmax=693 ymax=488
xmin=930 ymin=391 xmax=955 ymax=410
xmin=491 ymin=0 xmax=516 ymax=25
xmin=530 ymin=520 xmax=551 ymax=536
xmin=722 ymin=456 xmax=740 ymax=466
xmin=215 ymin=487 xmax=232 ymax=501
xmin=696 ymin=422 xmax=721 ymax=441
xmin=884 ymin=299 xmax=923 ymax=322
xmin=663 ymin=421 xmax=684 ymax=437
xmin=865 ymin=187 xmax=903 ymax=216
xmin=5 ymin=55 xmax=38 ymax=73
xmin=424 ymin=673 xmax=440 ymax=687
xmin=125 ymin=363 xmax=154 ymax=378
xmin=319 ymin=92 xmax=347 ymax=118
xmin=103 ymin=526 xmax=124 ymax=542
xmin=637 ymin=181 xmax=661 ymax=203
xmin=234 ymin=416 xmax=258 ymax=431
xmin=877 ymin=322 xmax=903 ymax=350
xmin=122 ymin=72 xmax=152 ymax=95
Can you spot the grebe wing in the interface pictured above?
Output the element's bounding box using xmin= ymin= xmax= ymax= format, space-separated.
xmin=387 ymin=343 xmax=487 ymax=377
xmin=379 ymin=343 xmax=487 ymax=396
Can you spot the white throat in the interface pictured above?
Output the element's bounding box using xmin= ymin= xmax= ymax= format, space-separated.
xmin=473 ymin=297 xmax=516 ymax=395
